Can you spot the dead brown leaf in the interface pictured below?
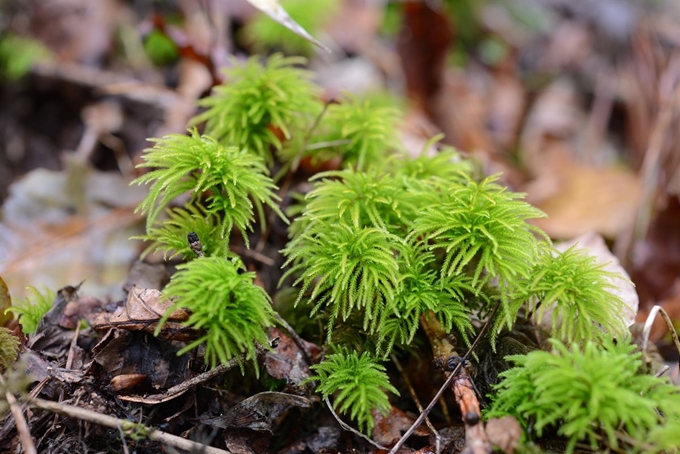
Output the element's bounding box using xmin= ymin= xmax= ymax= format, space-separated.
xmin=265 ymin=327 xmax=320 ymax=393
xmin=527 ymin=158 xmax=642 ymax=239
xmin=92 ymin=329 xmax=190 ymax=394
xmin=485 ymin=416 xmax=522 ymax=454
xmin=371 ymin=405 xmax=429 ymax=447
xmin=89 ymin=287 xmax=195 ymax=342
xmin=201 ymin=391 xmax=311 ymax=432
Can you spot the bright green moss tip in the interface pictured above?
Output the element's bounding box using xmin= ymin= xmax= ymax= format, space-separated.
xmin=5 ymin=286 xmax=54 ymax=335
xmin=308 ymin=350 xmax=399 ymax=434
xmin=157 ymin=257 xmax=275 ymax=371
xmin=488 ymin=337 xmax=680 ymax=453
xmin=192 ymin=54 xmax=322 ymax=166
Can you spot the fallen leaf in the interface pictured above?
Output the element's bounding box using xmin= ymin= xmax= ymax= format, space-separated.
xmin=527 ymin=160 xmax=643 ymax=239
xmin=201 ymin=391 xmax=311 ymax=432
xmin=89 ymin=287 xmax=194 ymax=341
xmin=265 ymin=327 xmax=320 ymax=392
xmin=486 ymin=416 xmax=522 ymax=454
xmin=92 ymin=329 xmax=189 ymax=393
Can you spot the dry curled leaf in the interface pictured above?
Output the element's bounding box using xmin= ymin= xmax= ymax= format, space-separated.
xmin=89 ymin=287 xmax=196 ymax=342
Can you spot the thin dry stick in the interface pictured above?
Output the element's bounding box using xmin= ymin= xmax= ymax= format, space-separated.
xmin=655 ymin=365 xmax=671 ymax=378
xmin=116 ymin=422 xmax=131 ymax=454
xmin=390 ymin=353 xmax=441 ymax=453
xmin=29 ymin=397 xmax=231 ymax=454
xmin=0 ymin=375 xmax=36 ymax=454
xmin=642 ymin=305 xmax=680 ymax=362
xmin=291 ymin=100 xmax=333 ymax=172
xmin=620 ymin=56 xmax=680 ymax=266
xmin=120 ymin=343 xmax=269 ymax=404
xmin=323 ymin=397 xmax=388 ymax=451
xmin=5 ymin=392 xmax=36 ymax=454
xmin=421 ymin=316 xmax=490 ymax=454
xmin=388 ymin=303 xmax=499 ymax=454
xmin=0 ymin=377 xmax=50 ymax=442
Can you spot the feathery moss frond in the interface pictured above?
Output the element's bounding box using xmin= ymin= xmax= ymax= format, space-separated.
xmin=522 ymin=244 xmax=629 ymax=344
xmin=132 ymin=130 xmax=285 ymax=241
xmin=281 ymin=223 xmax=402 ymax=336
xmin=301 ymin=168 xmax=414 ymax=234
xmin=192 ymin=54 xmax=322 ymax=165
xmin=134 ymin=204 xmax=230 ymax=260
xmin=157 ymin=257 xmax=274 ymax=370
xmin=488 ymin=337 xmax=680 ymax=453
xmin=387 ymin=135 xmax=473 ymax=183
xmin=6 ymin=286 xmax=55 ymax=334
xmin=309 ymin=350 xmax=399 ymax=433
xmin=313 ymin=96 xmax=401 ymax=170
xmin=409 ymin=173 xmax=547 ymax=331
xmin=376 ymin=245 xmax=475 ymax=356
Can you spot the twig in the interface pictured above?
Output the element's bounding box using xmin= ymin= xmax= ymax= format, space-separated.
xmin=0 ymin=377 xmax=51 ymax=442
xmin=654 ymin=365 xmax=670 ymax=378
xmin=388 ymin=303 xmax=500 ymax=454
xmin=452 ymin=371 xmax=490 ymax=454
xmin=642 ymin=305 xmax=680 ymax=369
xmin=29 ymin=397 xmax=231 ymax=454
xmin=231 ymin=245 xmax=276 ymax=266
xmin=291 ymin=100 xmax=333 ymax=172
xmin=390 ymin=353 xmax=441 ymax=452
xmin=323 ymin=397 xmax=388 ymax=451
xmin=119 ymin=343 xmax=269 ymax=404
xmin=116 ymin=422 xmax=131 ymax=454
xmin=620 ymin=56 xmax=680 ymax=266
xmin=0 ymin=374 xmax=36 ymax=454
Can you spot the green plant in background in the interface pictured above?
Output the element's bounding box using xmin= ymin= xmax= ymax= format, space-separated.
xmin=242 ymin=0 xmax=339 ymax=56
xmin=143 ymin=29 xmax=179 ymax=66
xmin=6 ymin=286 xmax=55 ymax=335
xmin=192 ymin=54 xmax=322 ymax=166
xmin=157 ymin=257 xmax=274 ymax=370
xmin=487 ymin=337 xmax=680 ymax=453
xmin=0 ymin=34 xmax=50 ymax=80
xmin=308 ymin=350 xmax=399 ymax=433
xmin=520 ymin=244 xmax=628 ymax=344
xmin=132 ymin=129 xmax=285 ymax=244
